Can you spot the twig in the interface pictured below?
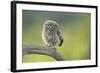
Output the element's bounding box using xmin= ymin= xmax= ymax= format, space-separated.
xmin=23 ymin=45 xmax=65 ymax=61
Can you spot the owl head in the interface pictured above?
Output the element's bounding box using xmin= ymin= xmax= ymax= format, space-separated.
xmin=43 ymin=20 xmax=59 ymax=31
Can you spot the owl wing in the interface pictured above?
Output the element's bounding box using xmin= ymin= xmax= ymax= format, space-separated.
xmin=57 ymin=30 xmax=63 ymax=46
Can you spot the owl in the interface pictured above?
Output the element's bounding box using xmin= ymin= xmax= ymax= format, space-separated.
xmin=42 ymin=20 xmax=63 ymax=48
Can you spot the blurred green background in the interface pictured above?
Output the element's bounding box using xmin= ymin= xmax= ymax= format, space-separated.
xmin=22 ymin=10 xmax=91 ymax=63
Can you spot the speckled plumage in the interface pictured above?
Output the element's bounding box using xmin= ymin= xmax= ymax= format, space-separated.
xmin=42 ymin=20 xmax=63 ymax=47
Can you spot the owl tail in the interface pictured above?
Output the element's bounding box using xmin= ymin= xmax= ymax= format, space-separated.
xmin=59 ymin=39 xmax=63 ymax=46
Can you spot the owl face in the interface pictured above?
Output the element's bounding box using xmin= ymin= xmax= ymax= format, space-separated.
xmin=47 ymin=23 xmax=56 ymax=29
xmin=43 ymin=20 xmax=59 ymax=31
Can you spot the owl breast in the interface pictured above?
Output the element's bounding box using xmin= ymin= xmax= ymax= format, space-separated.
xmin=42 ymin=29 xmax=60 ymax=46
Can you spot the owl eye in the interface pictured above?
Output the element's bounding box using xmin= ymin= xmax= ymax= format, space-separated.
xmin=52 ymin=24 xmax=55 ymax=27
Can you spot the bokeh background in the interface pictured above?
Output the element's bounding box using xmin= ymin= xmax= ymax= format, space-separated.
xmin=22 ymin=10 xmax=91 ymax=63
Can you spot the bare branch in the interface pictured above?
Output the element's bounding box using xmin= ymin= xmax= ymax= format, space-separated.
xmin=23 ymin=45 xmax=65 ymax=61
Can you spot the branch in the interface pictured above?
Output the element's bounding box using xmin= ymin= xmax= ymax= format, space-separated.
xmin=23 ymin=45 xmax=65 ymax=61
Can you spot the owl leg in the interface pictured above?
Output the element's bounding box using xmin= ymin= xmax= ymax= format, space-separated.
xmin=51 ymin=46 xmax=57 ymax=52
xmin=46 ymin=44 xmax=52 ymax=49
xmin=46 ymin=45 xmax=56 ymax=51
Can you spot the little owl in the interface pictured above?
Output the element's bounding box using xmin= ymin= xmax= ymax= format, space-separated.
xmin=42 ymin=20 xmax=63 ymax=48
